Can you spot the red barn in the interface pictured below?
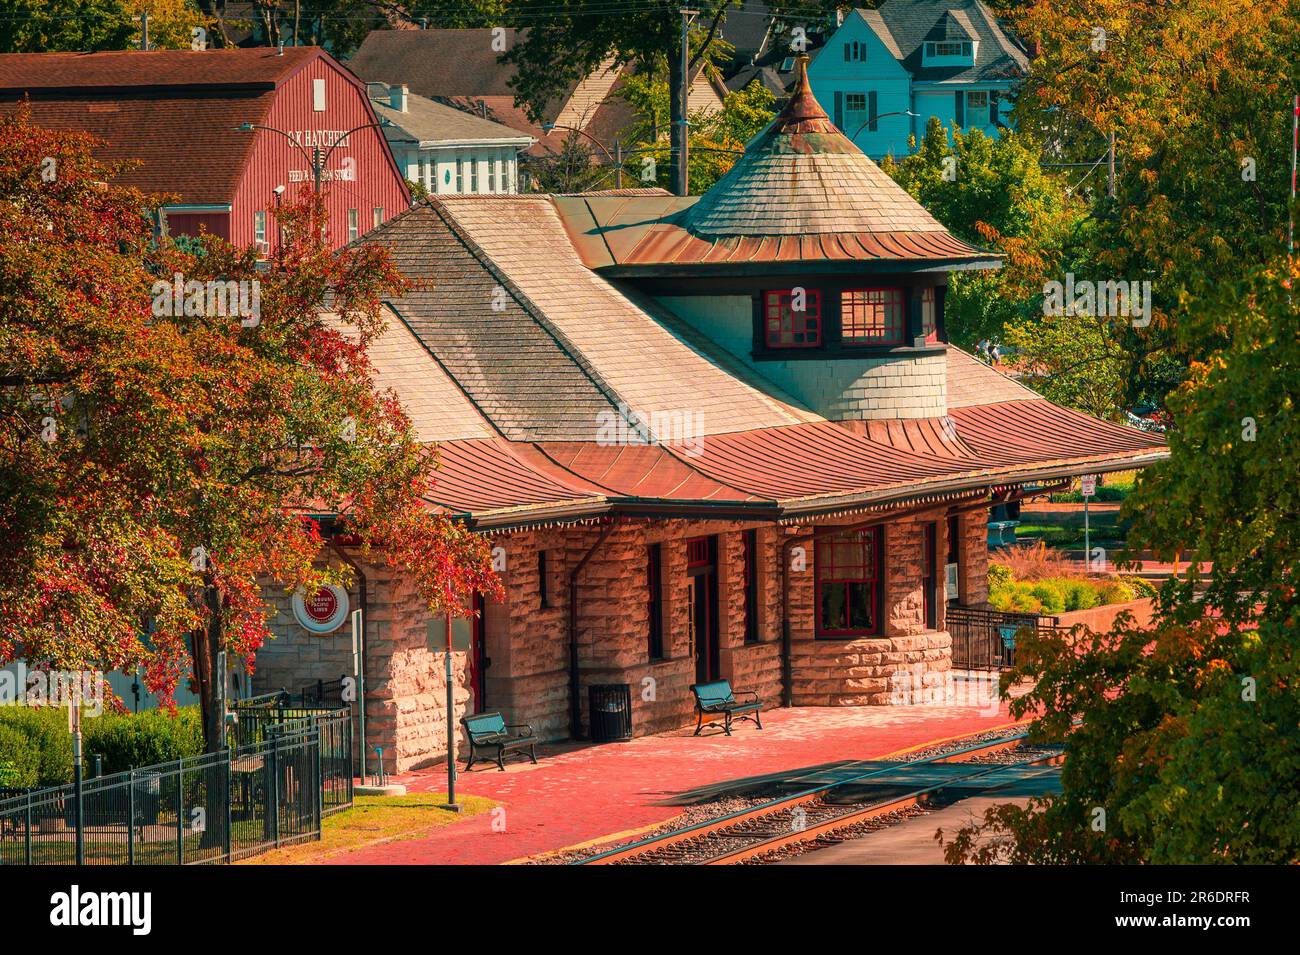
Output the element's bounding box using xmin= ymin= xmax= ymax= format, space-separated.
xmin=0 ymin=47 xmax=410 ymax=251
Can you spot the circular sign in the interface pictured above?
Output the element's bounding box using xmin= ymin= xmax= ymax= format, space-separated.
xmin=292 ymin=584 xmax=349 ymax=635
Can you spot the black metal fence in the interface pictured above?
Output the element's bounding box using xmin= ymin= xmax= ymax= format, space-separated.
xmin=229 ymin=702 xmax=353 ymax=816
xmin=0 ymin=711 xmax=351 ymax=866
xmin=947 ymin=605 xmax=1061 ymax=670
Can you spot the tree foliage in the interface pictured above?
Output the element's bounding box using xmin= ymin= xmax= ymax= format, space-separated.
xmin=0 ymin=0 xmax=206 ymax=52
xmin=0 ymin=109 xmax=500 ymax=747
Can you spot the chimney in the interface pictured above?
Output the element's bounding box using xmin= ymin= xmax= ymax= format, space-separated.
xmin=390 ymin=84 xmax=409 ymax=113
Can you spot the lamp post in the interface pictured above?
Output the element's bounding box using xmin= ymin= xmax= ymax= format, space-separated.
xmin=234 ymin=118 xmax=394 ymax=194
xmin=848 ymin=110 xmax=920 ymax=144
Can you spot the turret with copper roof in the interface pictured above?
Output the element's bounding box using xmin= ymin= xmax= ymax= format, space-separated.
xmin=554 ymin=55 xmax=996 ymax=272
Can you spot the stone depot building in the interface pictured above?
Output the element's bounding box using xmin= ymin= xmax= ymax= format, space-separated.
xmin=254 ymin=63 xmax=1166 ymax=772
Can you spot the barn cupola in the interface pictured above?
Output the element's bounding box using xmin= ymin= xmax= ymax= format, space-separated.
xmin=553 ymin=55 xmax=1001 ymax=422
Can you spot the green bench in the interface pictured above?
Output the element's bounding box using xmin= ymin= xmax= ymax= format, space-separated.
xmin=690 ymin=679 xmax=763 ymax=736
xmin=461 ymin=711 xmax=539 ymax=772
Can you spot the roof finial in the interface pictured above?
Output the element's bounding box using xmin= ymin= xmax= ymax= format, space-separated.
xmin=775 ymin=52 xmax=834 ymax=134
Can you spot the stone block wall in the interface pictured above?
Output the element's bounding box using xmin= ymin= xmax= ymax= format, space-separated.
xmin=254 ymin=504 xmax=990 ymax=770
xmin=789 ymin=508 xmax=955 ymax=706
xmin=256 ymin=556 xmax=468 ymax=775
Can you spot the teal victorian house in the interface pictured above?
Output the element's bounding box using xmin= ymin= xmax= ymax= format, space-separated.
xmin=807 ymin=0 xmax=1028 ymax=160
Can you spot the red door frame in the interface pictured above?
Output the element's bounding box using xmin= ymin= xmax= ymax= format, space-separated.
xmin=466 ymin=592 xmax=487 ymax=713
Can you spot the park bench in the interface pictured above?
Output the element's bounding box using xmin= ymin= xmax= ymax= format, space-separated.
xmin=690 ymin=680 xmax=763 ymax=736
xmin=461 ymin=711 xmax=538 ymax=772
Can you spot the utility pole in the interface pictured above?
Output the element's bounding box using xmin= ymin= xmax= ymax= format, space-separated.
xmin=676 ymin=8 xmax=698 ymax=197
xmin=140 ymin=11 xmax=149 ymax=50
xmin=1289 ymin=94 xmax=1298 ymax=268
xmin=1107 ymin=130 xmax=1116 ymax=198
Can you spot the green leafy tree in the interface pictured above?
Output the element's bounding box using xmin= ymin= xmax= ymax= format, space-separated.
xmin=945 ymin=258 xmax=1300 ymax=863
xmin=502 ymin=0 xmax=743 ymax=196
xmin=1007 ymin=0 xmax=1300 ymax=410
xmin=0 ymin=0 xmax=205 ymax=52
xmin=617 ymin=79 xmax=775 ymax=194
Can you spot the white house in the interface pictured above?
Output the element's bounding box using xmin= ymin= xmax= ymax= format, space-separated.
xmin=368 ymin=82 xmax=534 ymax=196
xmin=808 ymin=1 xmax=1029 ymax=159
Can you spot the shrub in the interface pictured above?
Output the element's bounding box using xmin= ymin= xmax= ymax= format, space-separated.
xmin=1029 ymin=580 xmax=1069 ymax=614
xmin=988 ymin=562 xmax=1012 ymax=587
xmin=84 ymin=707 xmax=204 ymax=775
xmin=1063 ymin=579 xmax=1100 ymax=612
xmin=990 ymin=542 xmax=1071 ymax=581
xmin=0 ymin=707 xmax=73 ymax=786
xmin=1097 ymin=580 xmax=1137 ymax=605
xmin=0 ymin=724 xmax=41 ymax=788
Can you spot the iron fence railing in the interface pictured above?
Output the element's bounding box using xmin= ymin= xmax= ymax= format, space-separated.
xmin=228 ymin=704 xmax=353 ymax=815
xmin=947 ymin=605 xmax=1061 ymax=670
xmin=0 ymin=711 xmax=352 ymax=865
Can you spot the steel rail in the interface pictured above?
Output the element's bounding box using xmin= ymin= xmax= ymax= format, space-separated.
xmin=577 ymin=728 xmax=1055 ymax=865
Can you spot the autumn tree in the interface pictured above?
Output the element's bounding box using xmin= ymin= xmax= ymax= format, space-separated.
xmin=0 ymin=107 xmax=499 ymax=752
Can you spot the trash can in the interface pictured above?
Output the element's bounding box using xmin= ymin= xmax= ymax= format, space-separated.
xmin=588 ymin=683 xmax=633 ymax=743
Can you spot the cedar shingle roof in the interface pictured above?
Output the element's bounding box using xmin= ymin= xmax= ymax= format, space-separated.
xmin=360 ymin=203 xmax=1164 ymax=525
xmin=686 ymin=56 xmax=956 ymax=238
xmin=549 ymin=57 xmax=995 ymax=270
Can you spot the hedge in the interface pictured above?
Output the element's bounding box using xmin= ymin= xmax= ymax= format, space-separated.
xmin=0 ymin=705 xmax=204 ymax=788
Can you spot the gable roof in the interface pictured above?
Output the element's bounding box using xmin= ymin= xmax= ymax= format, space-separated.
xmin=0 ymin=48 xmax=337 ymax=205
xmin=369 ymin=85 xmax=534 ymax=146
xmin=863 ymin=0 xmax=1028 ymax=83
xmin=0 ymin=47 xmax=321 ymax=93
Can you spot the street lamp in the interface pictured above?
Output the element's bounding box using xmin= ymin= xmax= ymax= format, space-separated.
xmin=848 ymin=110 xmax=919 ymax=143
xmin=234 ymin=118 xmax=394 ymax=194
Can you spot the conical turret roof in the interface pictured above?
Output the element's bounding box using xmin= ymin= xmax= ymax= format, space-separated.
xmin=685 ymin=56 xmax=952 ymax=239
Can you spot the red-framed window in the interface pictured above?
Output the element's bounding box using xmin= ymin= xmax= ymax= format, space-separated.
xmin=764 ymin=289 xmax=822 ymax=348
xmin=920 ymin=286 xmax=938 ymax=342
xmin=842 ymin=288 xmax=905 ymax=345
xmin=686 ymin=536 xmax=711 ymax=568
xmin=815 ymin=528 xmax=884 ymax=637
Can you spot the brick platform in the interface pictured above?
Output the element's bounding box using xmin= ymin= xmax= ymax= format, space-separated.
xmin=326 ymin=699 xmax=1026 ymax=865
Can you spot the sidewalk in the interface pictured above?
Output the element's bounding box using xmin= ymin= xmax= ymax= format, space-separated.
xmin=329 ymin=699 xmax=1025 ymax=865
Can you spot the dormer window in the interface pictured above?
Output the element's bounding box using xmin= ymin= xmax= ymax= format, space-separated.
xmin=842 ymin=288 xmax=904 ymax=345
xmin=765 ymin=289 xmax=822 ymax=347
xmin=925 ymin=40 xmax=977 ymax=64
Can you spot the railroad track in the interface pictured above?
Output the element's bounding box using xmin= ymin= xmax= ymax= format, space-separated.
xmin=577 ymin=730 xmax=1062 ymax=866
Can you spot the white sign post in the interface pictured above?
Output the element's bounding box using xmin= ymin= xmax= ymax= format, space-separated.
xmin=351 ymin=609 xmax=366 ymax=785
xmin=1080 ymin=475 xmax=1097 ymax=569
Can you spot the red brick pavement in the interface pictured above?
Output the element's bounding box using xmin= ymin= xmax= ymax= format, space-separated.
xmin=328 ymin=698 xmax=1027 ymax=865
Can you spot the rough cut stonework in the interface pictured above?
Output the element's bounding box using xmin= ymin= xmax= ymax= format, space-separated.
xmin=788 ymin=509 xmax=953 ymax=706
xmin=254 ymin=505 xmax=989 ymax=770
xmin=256 ymin=556 xmax=470 ymax=775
